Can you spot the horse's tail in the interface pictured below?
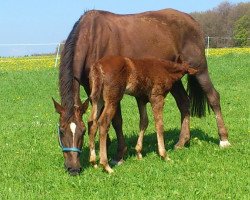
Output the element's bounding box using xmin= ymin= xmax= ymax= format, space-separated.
xmin=90 ymin=63 xmax=103 ymax=103
xmin=187 ymin=75 xmax=210 ymax=117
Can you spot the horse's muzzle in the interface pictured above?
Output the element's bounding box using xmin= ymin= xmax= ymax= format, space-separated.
xmin=67 ymin=167 xmax=82 ymax=176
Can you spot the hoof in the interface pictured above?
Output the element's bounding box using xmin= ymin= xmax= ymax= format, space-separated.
xmin=90 ymin=160 xmax=97 ymax=168
xmin=161 ymin=155 xmax=171 ymax=162
xmin=219 ymin=140 xmax=231 ymax=148
xmin=105 ymin=166 xmax=114 ymax=174
xmin=137 ymin=153 xmax=143 ymax=160
xmin=110 ymin=159 xmax=124 ymax=166
xmin=166 ymin=155 xmax=171 ymax=161
xmin=174 ymin=144 xmax=184 ymax=150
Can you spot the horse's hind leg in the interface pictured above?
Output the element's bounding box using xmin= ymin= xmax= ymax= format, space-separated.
xmin=170 ymin=81 xmax=191 ymax=149
xmin=196 ymin=69 xmax=230 ymax=147
xmin=135 ymin=98 xmax=148 ymax=159
xmin=111 ymin=103 xmax=127 ymax=164
xmin=98 ymin=103 xmax=117 ymax=173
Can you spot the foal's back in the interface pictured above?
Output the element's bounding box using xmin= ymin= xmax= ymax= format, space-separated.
xmin=92 ymin=55 xmax=190 ymax=101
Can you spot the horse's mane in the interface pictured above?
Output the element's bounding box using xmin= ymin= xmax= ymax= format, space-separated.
xmin=59 ymin=16 xmax=82 ymax=121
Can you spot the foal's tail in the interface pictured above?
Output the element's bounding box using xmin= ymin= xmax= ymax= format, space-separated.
xmin=187 ymin=74 xmax=210 ymax=118
xmin=90 ymin=63 xmax=103 ymax=103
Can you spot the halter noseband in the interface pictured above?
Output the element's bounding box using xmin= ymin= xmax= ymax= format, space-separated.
xmin=57 ymin=125 xmax=82 ymax=154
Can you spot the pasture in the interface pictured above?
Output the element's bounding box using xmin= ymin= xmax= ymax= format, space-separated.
xmin=0 ymin=49 xmax=249 ymax=199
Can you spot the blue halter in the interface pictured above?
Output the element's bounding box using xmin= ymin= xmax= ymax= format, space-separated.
xmin=58 ymin=125 xmax=82 ymax=154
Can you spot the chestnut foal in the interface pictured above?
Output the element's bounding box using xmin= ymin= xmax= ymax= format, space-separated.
xmin=88 ymin=55 xmax=198 ymax=173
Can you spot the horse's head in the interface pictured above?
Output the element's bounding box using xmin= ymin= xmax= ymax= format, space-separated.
xmin=52 ymin=98 xmax=89 ymax=176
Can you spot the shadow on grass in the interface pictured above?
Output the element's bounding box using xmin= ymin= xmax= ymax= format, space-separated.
xmin=80 ymin=128 xmax=219 ymax=169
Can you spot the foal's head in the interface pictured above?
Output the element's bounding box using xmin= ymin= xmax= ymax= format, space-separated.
xmin=52 ymin=98 xmax=89 ymax=175
xmin=176 ymin=55 xmax=198 ymax=75
xmin=182 ymin=61 xmax=198 ymax=75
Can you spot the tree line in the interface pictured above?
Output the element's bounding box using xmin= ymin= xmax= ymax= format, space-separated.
xmin=190 ymin=1 xmax=250 ymax=47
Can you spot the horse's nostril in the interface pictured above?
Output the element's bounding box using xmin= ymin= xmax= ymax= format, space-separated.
xmin=68 ymin=167 xmax=82 ymax=176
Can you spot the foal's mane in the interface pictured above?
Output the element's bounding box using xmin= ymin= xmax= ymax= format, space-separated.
xmin=59 ymin=16 xmax=82 ymax=121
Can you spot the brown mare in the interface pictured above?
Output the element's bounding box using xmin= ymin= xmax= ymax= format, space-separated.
xmin=53 ymin=9 xmax=230 ymax=175
xmin=88 ymin=55 xmax=198 ymax=173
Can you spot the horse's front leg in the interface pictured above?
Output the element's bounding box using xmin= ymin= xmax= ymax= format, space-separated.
xmin=111 ymin=103 xmax=127 ymax=164
xmin=170 ymin=81 xmax=191 ymax=149
xmin=135 ymin=98 xmax=148 ymax=159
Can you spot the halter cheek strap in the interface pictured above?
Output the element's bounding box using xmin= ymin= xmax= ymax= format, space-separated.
xmin=57 ymin=125 xmax=82 ymax=154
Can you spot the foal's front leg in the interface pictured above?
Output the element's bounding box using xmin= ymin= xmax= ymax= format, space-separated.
xmin=150 ymin=95 xmax=169 ymax=160
xmin=135 ymin=98 xmax=148 ymax=159
xmin=88 ymin=101 xmax=103 ymax=168
xmin=98 ymin=103 xmax=117 ymax=173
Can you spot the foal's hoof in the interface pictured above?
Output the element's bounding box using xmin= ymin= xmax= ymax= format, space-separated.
xmin=90 ymin=160 xmax=98 ymax=169
xmin=161 ymin=155 xmax=171 ymax=162
xmin=104 ymin=166 xmax=114 ymax=174
xmin=174 ymin=144 xmax=184 ymax=150
xmin=166 ymin=156 xmax=172 ymax=162
xmin=137 ymin=153 xmax=143 ymax=160
xmin=219 ymin=140 xmax=231 ymax=148
xmin=110 ymin=159 xmax=124 ymax=166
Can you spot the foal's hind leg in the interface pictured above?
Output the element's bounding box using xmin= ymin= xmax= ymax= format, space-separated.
xmin=196 ymin=69 xmax=230 ymax=147
xmin=170 ymin=81 xmax=191 ymax=149
xmin=135 ymin=98 xmax=148 ymax=159
xmin=111 ymin=103 xmax=127 ymax=165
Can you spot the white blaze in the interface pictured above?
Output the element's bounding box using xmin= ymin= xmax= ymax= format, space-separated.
xmin=70 ymin=122 xmax=77 ymax=144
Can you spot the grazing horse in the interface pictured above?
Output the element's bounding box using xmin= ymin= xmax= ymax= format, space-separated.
xmin=53 ymin=9 xmax=230 ymax=175
xmin=88 ymin=55 xmax=198 ymax=173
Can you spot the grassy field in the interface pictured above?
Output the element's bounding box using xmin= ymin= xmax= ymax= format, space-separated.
xmin=0 ymin=49 xmax=249 ymax=199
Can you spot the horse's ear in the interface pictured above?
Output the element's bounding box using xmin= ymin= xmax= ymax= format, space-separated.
xmin=52 ymin=98 xmax=64 ymax=114
xmin=80 ymin=98 xmax=89 ymax=114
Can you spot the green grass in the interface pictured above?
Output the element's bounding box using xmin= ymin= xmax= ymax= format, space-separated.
xmin=0 ymin=53 xmax=249 ymax=199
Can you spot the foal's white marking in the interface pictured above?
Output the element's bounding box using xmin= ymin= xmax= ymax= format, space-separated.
xmin=219 ymin=140 xmax=231 ymax=148
xmin=70 ymin=122 xmax=77 ymax=144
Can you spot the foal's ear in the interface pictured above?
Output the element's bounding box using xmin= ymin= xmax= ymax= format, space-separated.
xmin=80 ymin=98 xmax=89 ymax=114
xmin=176 ymin=54 xmax=184 ymax=64
xmin=187 ymin=67 xmax=198 ymax=75
xmin=52 ymin=98 xmax=64 ymax=114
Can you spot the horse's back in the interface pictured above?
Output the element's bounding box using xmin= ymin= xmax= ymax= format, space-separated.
xmin=80 ymin=9 xmax=205 ymax=63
